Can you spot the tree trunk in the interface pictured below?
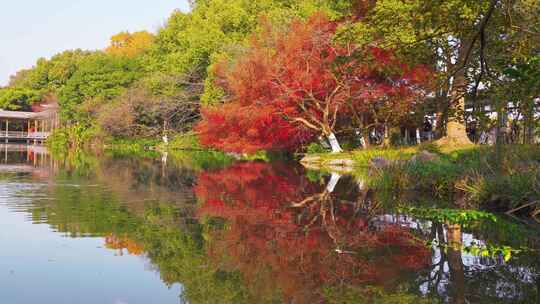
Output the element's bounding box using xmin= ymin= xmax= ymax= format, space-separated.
xmin=327 ymin=132 xmax=343 ymax=153
xmin=444 ymin=98 xmax=472 ymax=146
xmin=383 ymin=124 xmax=390 ymax=147
xmin=495 ymin=106 xmax=506 ymax=166
xmin=446 ymin=223 xmax=466 ymax=304
xmin=162 ymin=120 xmax=169 ymax=145
xmin=326 ymin=173 xmax=341 ymax=192
xmin=362 ymin=128 xmax=370 ymax=149
xmin=438 ymin=41 xmax=473 ymax=147
xmin=435 ymin=88 xmax=449 ymax=138
xmin=525 ymin=101 xmax=534 ymax=144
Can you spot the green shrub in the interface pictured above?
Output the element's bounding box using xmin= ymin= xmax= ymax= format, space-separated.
xmin=351 ymin=148 xmax=414 ymax=164
xmin=340 ymin=140 xmax=358 ymax=151
xmin=459 ymin=170 xmax=540 ymax=210
xmin=417 ymin=142 xmax=441 ymax=154
xmin=46 ymin=124 xmax=100 ymax=152
xmin=105 ymin=138 xmax=160 ymax=158
xmin=167 ymin=131 xmax=202 ymax=150
xmin=306 ymin=142 xmax=329 ymax=154
xmin=389 ymin=132 xmax=402 ymax=146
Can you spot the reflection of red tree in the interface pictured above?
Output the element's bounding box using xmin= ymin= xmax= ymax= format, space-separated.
xmin=105 ymin=234 xmax=144 ymax=256
xmin=195 ymin=163 xmax=430 ymax=303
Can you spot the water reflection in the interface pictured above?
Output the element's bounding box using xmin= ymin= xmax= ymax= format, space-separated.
xmin=0 ymin=144 xmax=51 ymax=177
xmin=195 ymin=163 xmax=431 ymax=302
xmin=0 ymin=145 xmax=538 ymax=303
xmin=195 ymin=163 xmax=540 ymax=303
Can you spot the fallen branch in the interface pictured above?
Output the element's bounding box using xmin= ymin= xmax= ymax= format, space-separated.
xmin=505 ymin=200 xmax=540 ymax=215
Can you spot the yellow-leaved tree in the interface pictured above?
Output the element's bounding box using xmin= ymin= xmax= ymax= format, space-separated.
xmin=105 ymin=31 xmax=155 ymax=57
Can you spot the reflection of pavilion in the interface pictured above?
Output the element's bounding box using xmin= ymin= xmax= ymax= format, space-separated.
xmin=0 ymin=105 xmax=59 ymax=144
xmin=0 ymin=144 xmax=51 ymax=174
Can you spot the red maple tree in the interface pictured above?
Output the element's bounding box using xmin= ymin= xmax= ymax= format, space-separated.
xmin=196 ymin=13 xmax=430 ymax=153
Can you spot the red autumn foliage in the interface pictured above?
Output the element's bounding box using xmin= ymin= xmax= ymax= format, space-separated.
xmin=197 ymin=104 xmax=311 ymax=153
xmin=196 ymin=13 xmax=430 ymax=153
xmin=194 ymin=162 xmax=431 ymax=303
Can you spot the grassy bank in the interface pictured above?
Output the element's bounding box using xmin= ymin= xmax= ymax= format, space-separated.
xmin=311 ymin=144 xmax=540 ymax=221
xmin=301 ymin=142 xmax=477 ymax=164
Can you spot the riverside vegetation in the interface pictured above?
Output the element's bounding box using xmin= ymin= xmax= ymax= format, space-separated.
xmin=0 ymin=1 xmax=539 ymax=301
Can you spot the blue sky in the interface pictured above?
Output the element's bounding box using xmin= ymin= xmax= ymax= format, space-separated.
xmin=0 ymin=0 xmax=190 ymax=86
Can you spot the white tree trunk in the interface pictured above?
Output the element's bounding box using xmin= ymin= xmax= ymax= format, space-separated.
xmin=357 ymin=178 xmax=365 ymax=191
xmin=161 ymin=152 xmax=168 ymax=164
xmin=327 ymin=133 xmax=343 ymax=153
xmin=326 ymin=173 xmax=341 ymax=193
xmin=359 ymin=136 xmax=367 ymax=149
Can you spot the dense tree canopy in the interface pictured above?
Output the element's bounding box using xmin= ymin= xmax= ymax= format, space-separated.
xmin=1 ymin=0 xmax=538 ymax=150
xmin=9 ymin=50 xmax=91 ymax=91
xmin=145 ymin=0 xmax=357 ymax=75
xmin=0 ymin=87 xmax=42 ymax=110
xmin=58 ymin=53 xmax=143 ymax=120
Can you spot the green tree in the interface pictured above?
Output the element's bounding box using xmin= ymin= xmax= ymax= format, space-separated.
xmin=503 ymin=55 xmax=540 ymax=144
xmin=46 ymin=50 xmax=91 ymax=91
xmin=0 ymin=87 xmax=42 ymax=110
xmin=9 ymin=50 xmax=90 ymax=92
xmin=338 ymin=0 xmax=539 ymax=145
xmin=146 ymin=0 xmax=356 ymax=103
xmin=58 ymin=52 xmax=143 ymax=120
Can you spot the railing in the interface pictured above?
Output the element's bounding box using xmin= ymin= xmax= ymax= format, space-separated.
xmin=29 ymin=132 xmax=51 ymax=139
xmin=1 ymin=131 xmax=26 ymax=138
xmin=0 ymin=131 xmax=51 ymax=139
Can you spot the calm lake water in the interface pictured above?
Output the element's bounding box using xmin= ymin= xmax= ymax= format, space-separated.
xmin=0 ymin=144 xmax=538 ymax=303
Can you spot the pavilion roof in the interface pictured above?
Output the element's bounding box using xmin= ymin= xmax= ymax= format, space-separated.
xmin=0 ymin=110 xmax=52 ymax=120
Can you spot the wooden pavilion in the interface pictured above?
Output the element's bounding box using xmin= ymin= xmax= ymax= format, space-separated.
xmin=0 ymin=104 xmax=59 ymax=143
